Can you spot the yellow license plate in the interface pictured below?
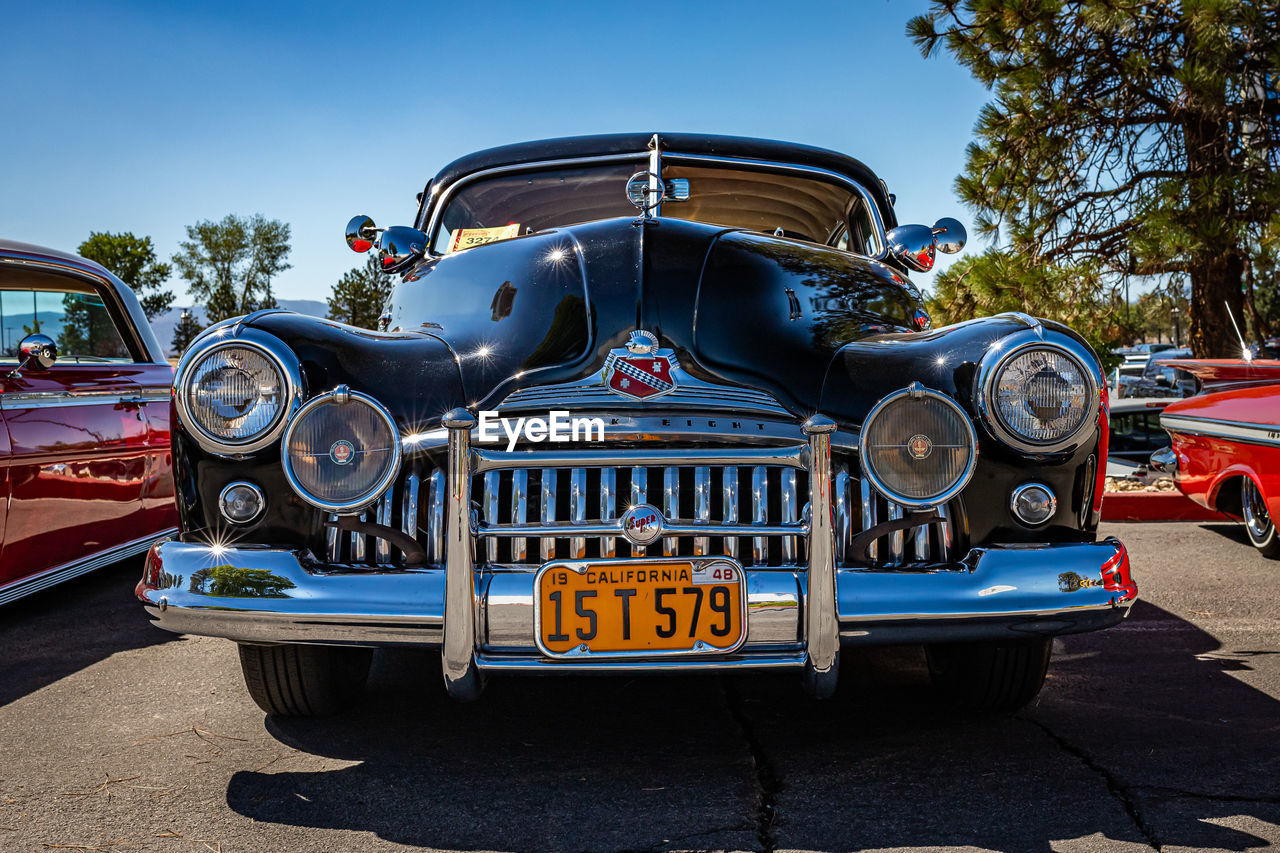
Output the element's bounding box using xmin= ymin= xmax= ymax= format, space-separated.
xmin=535 ymin=559 xmax=747 ymax=658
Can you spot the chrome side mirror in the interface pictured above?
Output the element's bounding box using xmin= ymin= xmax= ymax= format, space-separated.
xmin=885 ymin=223 xmax=937 ymax=272
xmin=931 ymin=218 xmax=967 ymax=254
xmin=344 ymin=215 xmax=428 ymax=273
xmin=9 ymin=334 xmax=57 ymax=379
xmin=376 ymin=226 xmax=429 ymax=273
xmin=885 ymin=218 xmax=967 ymax=272
xmin=345 ymin=215 xmax=378 ymax=253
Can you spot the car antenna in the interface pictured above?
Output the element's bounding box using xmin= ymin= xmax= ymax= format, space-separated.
xmin=1224 ymin=300 xmax=1253 ymax=362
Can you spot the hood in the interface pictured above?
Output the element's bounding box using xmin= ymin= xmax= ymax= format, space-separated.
xmin=389 ymin=217 xmax=924 ymax=413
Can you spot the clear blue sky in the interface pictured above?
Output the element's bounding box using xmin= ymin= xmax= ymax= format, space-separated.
xmin=1 ymin=0 xmax=991 ymax=304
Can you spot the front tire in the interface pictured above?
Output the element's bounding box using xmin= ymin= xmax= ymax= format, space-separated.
xmin=1241 ymin=478 xmax=1280 ymax=558
xmin=925 ymin=638 xmax=1052 ymax=711
xmin=237 ymin=643 xmax=373 ymax=717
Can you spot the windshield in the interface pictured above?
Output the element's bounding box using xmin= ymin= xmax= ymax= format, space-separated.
xmin=431 ymin=160 xmax=876 ymax=256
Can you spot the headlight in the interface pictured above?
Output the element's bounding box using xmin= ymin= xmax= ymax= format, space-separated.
xmin=175 ymin=335 xmax=300 ymax=455
xmin=982 ymin=343 xmax=1096 ymax=452
xmin=859 ymin=383 xmax=977 ymax=507
xmin=281 ymin=386 xmax=402 ymax=513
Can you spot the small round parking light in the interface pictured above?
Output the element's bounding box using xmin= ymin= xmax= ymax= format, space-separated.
xmin=219 ymin=481 xmax=265 ymax=524
xmin=1011 ymin=483 xmax=1057 ymax=526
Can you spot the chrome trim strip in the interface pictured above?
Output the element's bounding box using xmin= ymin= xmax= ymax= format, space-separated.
xmin=473 ymin=445 xmax=807 ymax=472
xmin=442 ymin=409 xmax=481 ymax=700
xmin=0 ymin=387 xmax=169 ymax=410
xmin=479 ymin=520 xmax=807 ymax=538
xmin=802 ymin=414 xmax=840 ymax=698
xmin=1160 ymin=413 xmax=1280 ymax=448
xmin=1 ymin=527 xmax=176 ymax=607
xmin=474 ymin=652 xmax=806 ymax=673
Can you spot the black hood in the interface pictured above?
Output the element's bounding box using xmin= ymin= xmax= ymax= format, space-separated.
xmin=388 ymin=217 xmax=924 ymax=413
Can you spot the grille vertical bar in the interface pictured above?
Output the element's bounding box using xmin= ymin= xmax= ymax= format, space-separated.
xmin=483 ymin=471 xmax=500 ymax=563
xmin=600 ymin=467 xmax=617 ymax=558
xmin=540 ymin=468 xmax=557 ymax=561
xmin=693 ymin=466 xmax=710 ymax=555
xmin=402 ymin=472 xmax=420 ymax=544
xmin=511 ymin=470 xmax=528 ymax=562
xmin=630 ymin=467 xmax=647 ymax=557
xmin=352 ymin=510 xmax=367 ymax=562
xmin=427 ymin=469 xmax=445 ymax=564
xmin=860 ymin=477 xmax=877 ymax=561
xmin=887 ymin=502 xmax=904 ymax=564
xmin=913 ymin=518 xmax=930 ymax=561
xmin=376 ymin=495 xmax=393 ymax=563
xmin=570 ymin=468 xmax=587 ymax=558
xmin=780 ymin=468 xmax=798 ymax=562
xmin=722 ymin=467 xmax=738 ymax=558
xmin=834 ymin=467 xmax=850 ymax=564
xmin=937 ymin=503 xmax=952 ymax=553
xmin=752 ymin=466 xmax=768 ymax=563
xmin=326 ymin=515 xmax=339 ymax=562
xmin=663 ymin=467 xmax=679 ymax=556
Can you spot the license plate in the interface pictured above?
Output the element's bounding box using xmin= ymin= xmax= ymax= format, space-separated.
xmin=535 ymin=558 xmax=747 ymax=658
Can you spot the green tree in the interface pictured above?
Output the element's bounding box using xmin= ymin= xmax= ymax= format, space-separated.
xmin=172 ymin=214 xmax=292 ymax=323
xmin=909 ymin=1 xmax=1280 ymax=357
xmin=326 ymin=257 xmax=393 ymax=329
xmin=77 ymin=231 xmax=174 ymax=319
xmin=170 ymin=308 xmax=204 ymax=356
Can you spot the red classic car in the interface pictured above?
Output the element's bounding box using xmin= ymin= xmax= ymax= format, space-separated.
xmin=1155 ymin=359 xmax=1280 ymax=557
xmin=0 ymin=239 xmax=177 ymax=604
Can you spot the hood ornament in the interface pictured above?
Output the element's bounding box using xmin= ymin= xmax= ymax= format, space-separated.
xmin=604 ymin=330 xmax=677 ymax=400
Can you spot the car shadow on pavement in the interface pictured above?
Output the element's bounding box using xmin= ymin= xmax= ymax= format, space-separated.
xmin=225 ymin=600 xmax=1280 ymax=853
xmin=0 ymin=557 xmax=178 ymax=708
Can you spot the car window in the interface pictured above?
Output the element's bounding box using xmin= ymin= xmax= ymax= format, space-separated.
xmin=0 ymin=272 xmax=134 ymax=363
xmin=432 ymin=161 xmax=878 ymax=256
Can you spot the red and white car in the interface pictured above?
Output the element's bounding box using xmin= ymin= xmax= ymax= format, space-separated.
xmin=0 ymin=239 xmax=177 ymax=604
xmin=1155 ymin=359 xmax=1280 ymax=557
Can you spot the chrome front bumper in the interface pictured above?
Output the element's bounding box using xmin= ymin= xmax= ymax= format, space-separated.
xmin=139 ymin=412 xmax=1136 ymax=697
xmin=137 ymin=539 xmax=1135 ymax=667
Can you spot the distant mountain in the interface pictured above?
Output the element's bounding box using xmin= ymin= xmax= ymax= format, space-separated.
xmin=150 ymin=300 xmax=328 ymax=356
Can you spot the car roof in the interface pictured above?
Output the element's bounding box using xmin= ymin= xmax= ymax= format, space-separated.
xmin=425 ymin=132 xmax=897 ymax=227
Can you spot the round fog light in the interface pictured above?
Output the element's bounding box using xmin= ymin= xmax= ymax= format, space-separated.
xmin=220 ymin=481 xmax=265 ymax=523
xmin=1011 ymin=483 xmax=1056 ymax=526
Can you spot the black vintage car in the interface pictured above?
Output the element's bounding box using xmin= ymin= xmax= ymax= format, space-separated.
xmin=138 ymin=133 xmax=1136 ymax=716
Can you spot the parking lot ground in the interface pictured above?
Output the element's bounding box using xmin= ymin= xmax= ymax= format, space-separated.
xmin=2 ymin=521 xmax=1279 ymax=853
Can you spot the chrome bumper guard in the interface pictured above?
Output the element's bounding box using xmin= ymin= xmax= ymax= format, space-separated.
xmin=138 ymin=412 xmax=1136 ymax=698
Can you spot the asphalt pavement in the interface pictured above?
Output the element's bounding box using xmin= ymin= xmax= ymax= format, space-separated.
xmin=2 ymin=521 xmax=1278 ymax=853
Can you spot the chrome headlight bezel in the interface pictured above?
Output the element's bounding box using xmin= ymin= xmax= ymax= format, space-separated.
xmin=174 ymin=330 xmax=304 ymax=456
xmin=858 ymin=383 xmax=978 ymax=508
xmin=976 ymin=334 xmax=1102 ymax=454
xmin=280 ymin=387 xmax=403 ymax=514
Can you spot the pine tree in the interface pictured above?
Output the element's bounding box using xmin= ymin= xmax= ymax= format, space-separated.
xmin=171 ymin=309 xmax=204 ymax=357
xmin=909 ymin=1 xmax=1280 ymax=357
xmin=326 ymin=257 xmax=393 ymax=330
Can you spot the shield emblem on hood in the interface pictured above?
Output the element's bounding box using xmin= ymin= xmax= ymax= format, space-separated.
xmin=603 ymin=331 xmax=678 ymax=400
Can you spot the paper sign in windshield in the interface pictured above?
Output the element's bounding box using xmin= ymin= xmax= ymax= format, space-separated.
xmin=448 ymin=224 xmax=521 ymax=253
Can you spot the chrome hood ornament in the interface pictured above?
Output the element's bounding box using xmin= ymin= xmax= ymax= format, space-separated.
xmin=603 ymin=330 xmax=677 ymax=400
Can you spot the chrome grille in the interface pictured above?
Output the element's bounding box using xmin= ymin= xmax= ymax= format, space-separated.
xmin=325 ymin=455 xmax=957 ymax=568
xmin=476 ymin=463 xmax=809 ymax=567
